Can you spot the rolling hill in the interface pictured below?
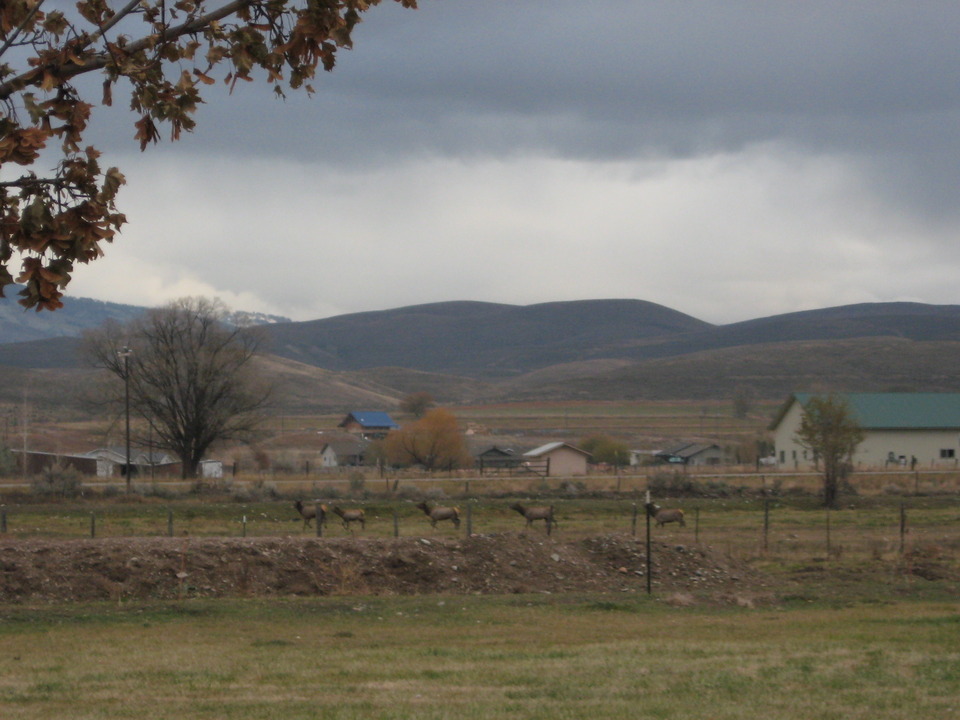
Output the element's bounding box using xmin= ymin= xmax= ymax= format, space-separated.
xmin=4 ymin=296 xmax=960 ymax=414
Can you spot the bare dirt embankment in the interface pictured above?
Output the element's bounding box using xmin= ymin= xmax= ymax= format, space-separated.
xmin=0 ymin=534 xmax=768 ymax=604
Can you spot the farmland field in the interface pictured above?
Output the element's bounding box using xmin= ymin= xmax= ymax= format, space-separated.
xmin=1 ymin=495 xmax=958 ymax=719
xmin=0 ymin=595 xmax=958 ymax=719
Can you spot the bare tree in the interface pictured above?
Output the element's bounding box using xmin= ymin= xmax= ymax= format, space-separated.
xmin=84 ymin=297 xmax=272 ymax=478
xmin=399 ymin=391 xmax=435 ymax=418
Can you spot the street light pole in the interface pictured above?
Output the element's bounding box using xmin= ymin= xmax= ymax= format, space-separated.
xmin=119 ymin=346 xmax=132 ymax=493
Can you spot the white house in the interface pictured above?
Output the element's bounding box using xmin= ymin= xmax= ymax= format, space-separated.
xmin=771 ymin=392 xmax=960 ymax=469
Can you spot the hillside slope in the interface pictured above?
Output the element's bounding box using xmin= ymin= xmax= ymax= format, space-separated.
xmin=264 ymin=299 xmax=712 ymax=376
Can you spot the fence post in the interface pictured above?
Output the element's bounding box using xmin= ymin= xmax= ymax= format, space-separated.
xmin=90 ymin=512 xmax=96 ymax=539
xmin=242 ymin=515 xmax=247 ymax=538
xmin=825 ymin=508 xmax=831 ymax=558
xmin=645 ymin=493 xmax=652 ymax=595
xmin=694 ymin=507 xmax=700 ymax=544
xmin=1 ymin=509 xmax=6 ymax=534
xmin=763 ymin=500 xmax=770 ymax=553
xmin=631 ymin=503 xmax=638 ymax=537
xmin=899 ymin=503 xmax=907 ymax=554
xmin=393 ymin=511 xmax=399 ymax=538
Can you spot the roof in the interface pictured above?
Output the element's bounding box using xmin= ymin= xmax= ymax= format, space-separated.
xmin=773 ymin=393 xmax=960 ymax=430
xmin=339 ymin=411 xmax=398 ymax=429
xmin=321 ymin=438 xmax=366 ymax=456
xmin=657 ymin=442 xmax=720 ymax=460
xmin=523 ymin=441 xmax=591 ymax=458
xmin=476 ymin=446 xmax=516 ymax=457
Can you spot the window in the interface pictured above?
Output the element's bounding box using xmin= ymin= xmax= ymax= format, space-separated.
xmin=940 ymin=449 xmax=955 ymax=459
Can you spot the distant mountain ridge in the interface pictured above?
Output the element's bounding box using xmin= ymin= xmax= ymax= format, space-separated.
xmin=4 ymin=295 xmax=960 ymax=410
xmin=0 ymin=287 xmax=290 ymax=344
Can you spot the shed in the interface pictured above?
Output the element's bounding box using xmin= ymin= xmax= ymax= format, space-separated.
xmin=522 ymin=442 xmax=591 ymax=477
xmin=655 ymin=443 xmax=725 ymax=467
xmin=338 ymin=411 xmax=399 ymax=439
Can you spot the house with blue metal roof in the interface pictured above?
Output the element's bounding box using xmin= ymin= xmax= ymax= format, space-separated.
xmin=338 ymin=411 xmax=399 ymax=439
xmin=771 ymin=393 xmax=960 ymax=469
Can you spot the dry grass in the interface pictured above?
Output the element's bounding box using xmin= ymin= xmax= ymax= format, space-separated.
xmin=0 ymin=596 xmax=958 ymax=719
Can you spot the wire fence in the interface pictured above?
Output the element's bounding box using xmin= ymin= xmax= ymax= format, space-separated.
xmin=1 ymin=498 xmax=957 ymax=566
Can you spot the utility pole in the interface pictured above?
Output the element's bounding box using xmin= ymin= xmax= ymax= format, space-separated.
xmin=118 ymin=347 xmax=133 ymax=493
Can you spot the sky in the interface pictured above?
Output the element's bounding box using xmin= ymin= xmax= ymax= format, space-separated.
xmin=59 ymin=1 xmax=960 ymax=325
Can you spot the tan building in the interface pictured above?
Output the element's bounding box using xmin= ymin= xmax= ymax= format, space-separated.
xmin=771 ymin=393 xmax=960 ymax=470
xmin=523 ymin=442 xmax=591 ymax=476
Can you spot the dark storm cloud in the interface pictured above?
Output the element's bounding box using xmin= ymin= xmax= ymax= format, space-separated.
xmin=71 ymin=1 xmax=960 ymax=320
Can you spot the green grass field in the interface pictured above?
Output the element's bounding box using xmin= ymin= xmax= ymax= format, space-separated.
xmin=0 ymin=596 xmax=958 ymax=719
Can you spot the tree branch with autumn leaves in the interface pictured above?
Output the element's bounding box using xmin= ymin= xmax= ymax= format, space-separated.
xmin=0 ymin=0 xmax=416 ymax=310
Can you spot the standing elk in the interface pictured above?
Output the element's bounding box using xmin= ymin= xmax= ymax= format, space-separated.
xmin=646 ymin=502 xmax=686 ymax=528
xmin=415 ymin=501 xmax=461 ymax=529
xmin=332 ymin=505 xmax=366 ymax=531
xmin=294 ymin=500 xmax=327 ymax=530
xmin=509 ymin=502 xmax=557 ymax=531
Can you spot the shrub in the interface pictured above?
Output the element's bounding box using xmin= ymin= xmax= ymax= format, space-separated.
xmin=313 ymin=484 xmax=342 ymax=500
xmin=559 ymin=479 xmax=586 ymax=496
xmin=31 ymin=464 xmax=83 ymax=498
xmin=648 ymin=471 xmax=704 ymax=497
xmin=348 ymin=471 xmax=366 ymax=497
xmin=394 ymin=485 xmax=422 ymax=500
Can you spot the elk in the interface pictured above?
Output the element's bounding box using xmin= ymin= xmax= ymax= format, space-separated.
xmin=509 ymin=502 xmax=557 ymax=530
xmin=332 ymin=505 xmax=366 ymax=531
xmin=415 ymin=501 xmax=461 ymax=529
xmin=294 ymin=500 xmax=327 ymax=530
xmin=646 ymin=502 xmax=685 ymax=528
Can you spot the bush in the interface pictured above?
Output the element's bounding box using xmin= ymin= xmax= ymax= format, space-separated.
xmin=348 ymin=471 xmax=366 ymax=497
xmin=312 ymin=484 xmax=342 ymax=500
xmin=137 ymin=483 xmax=178 ymax=500
xmin=648 ymin=471 xmax=704 ymax=497
xmin=559 ymin=479 xmax=586 ymax=496
xmin=0 ymin=446 xmax=16 ymax=476
xmin=394 ymin=485 xmax=422 ymax=500
xmin=31 ymin=464 xmax=83 ymax=498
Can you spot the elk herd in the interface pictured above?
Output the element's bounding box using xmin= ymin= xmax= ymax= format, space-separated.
xmin=293 ymin=498 xmax=686 ymax=535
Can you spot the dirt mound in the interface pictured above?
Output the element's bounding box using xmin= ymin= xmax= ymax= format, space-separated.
xmin=0 ymin=534 xmax=766 ymax=604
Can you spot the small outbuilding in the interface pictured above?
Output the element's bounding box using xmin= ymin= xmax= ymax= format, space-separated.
xmin=337 ymin=411 xmax=399 ymax=439
xmin=655 ymin=442 xmax=725 ymax=467
xmin=320 ymin=437 xmax=367 ymax=467
xmin=475 ymin=445 xmax=522 ymax=471
xmin=522 ymin=441 xmax=591 ymax=477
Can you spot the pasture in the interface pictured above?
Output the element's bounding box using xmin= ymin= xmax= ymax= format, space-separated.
xmin=0 ymin=596 xmax=958 ymax=719
xmin=1 ymin=496 xmax=958 ymax=568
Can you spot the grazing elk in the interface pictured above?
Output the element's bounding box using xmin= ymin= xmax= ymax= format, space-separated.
xmin=332 ymin=505 xmax=366 ymax=531
xmin=294 ymin=500 xmax=327 ymax=530
xmin=415 ymin=501 xmax=461 ymax=529
xmin=509 ymin=502 xmax=557 ymax=531
xmin=646 ymin=502 xmax=686 ymax=528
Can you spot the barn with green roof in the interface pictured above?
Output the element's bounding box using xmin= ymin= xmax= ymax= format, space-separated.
xmin=771 ymin=393 xmax=960 ymax=469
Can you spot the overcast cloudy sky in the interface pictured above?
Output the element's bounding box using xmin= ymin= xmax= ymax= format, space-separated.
xmin=64 ymin=1 xmax=960 ymax=324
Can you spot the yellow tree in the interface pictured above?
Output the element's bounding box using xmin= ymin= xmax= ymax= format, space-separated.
xmin=384 ymin=408 xmax=471 ymax=471
xmin=795 ymin=394 xmax=865 ymax=508
xmin=0 ymin=0 xmax=417 ymax=310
